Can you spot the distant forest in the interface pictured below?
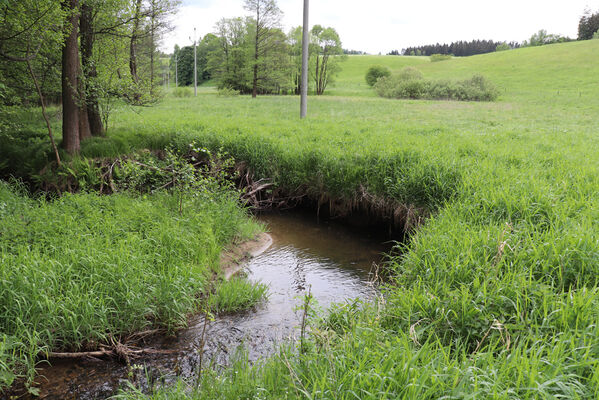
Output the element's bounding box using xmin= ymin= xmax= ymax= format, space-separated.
xmin=390 ymin=40 xmax=521 ymax=57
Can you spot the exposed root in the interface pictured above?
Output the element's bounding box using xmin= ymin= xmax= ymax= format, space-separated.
xmin=47 ymin=344 xmax=176 ymax=361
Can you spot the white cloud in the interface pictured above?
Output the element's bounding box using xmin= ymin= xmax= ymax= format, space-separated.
xmin=162 ymin=0 xmax=592 ymax=54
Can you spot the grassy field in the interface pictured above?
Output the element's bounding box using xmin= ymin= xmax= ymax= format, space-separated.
xmin=3 ymin=40 xmax=599 ymax=397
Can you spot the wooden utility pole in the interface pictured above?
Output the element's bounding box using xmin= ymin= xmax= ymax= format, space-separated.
xmin=300 ymin=0 xmax=309 ymax=118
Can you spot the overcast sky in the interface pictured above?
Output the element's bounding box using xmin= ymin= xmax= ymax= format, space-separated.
xmin=162 ymin=0 xmax=594 ymax=54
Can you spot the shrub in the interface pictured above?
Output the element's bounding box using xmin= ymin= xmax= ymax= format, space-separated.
xmin=374 ymin=71 xmax=498 ymax=102
xmin=172 ymin=87 xmax=192 ymax=98
xmin=365 ymin=65 xmax=391 ymax=87
xmin=429 ymin=54 xmax=452 ymax=62
xmin=397 ymin=66 xmax=423 ymax=81
xmin=217 ymin=86 xmax=240 ymax=97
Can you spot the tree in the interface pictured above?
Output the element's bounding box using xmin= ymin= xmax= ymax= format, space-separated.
xmin=365 ymin=65 xmax=391 ymax=87
xmin=208 ymin=17 xmax=252 ymax=92
xmin=310 ymin=25 xmax=344 ymax=95
xmin=61 ymin=0 xmax=80 ymax=154
xmin=288 ymin=26 xmax=303 ymax=94
xmin=244 ymin=0 xmax=283 ymax=97
xmin=579 ymin=9 xmax=599 ymax=40
xmin=0 ymin=0 xmax=63 ymax=161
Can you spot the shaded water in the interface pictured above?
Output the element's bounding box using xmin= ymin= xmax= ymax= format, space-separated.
xmin=28 ymin=212 xmax=391 ymax=399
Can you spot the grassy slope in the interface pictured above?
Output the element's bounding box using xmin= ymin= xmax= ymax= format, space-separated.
xmin=327 ymin=55 xmax=428 ymax=96
xmin=107 ymin=41 xmax=599 ymax=398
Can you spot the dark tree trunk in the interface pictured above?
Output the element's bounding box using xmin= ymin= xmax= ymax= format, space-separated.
xmin=129 ymin=0 xmax=142 ymax=85
xmin=80 ymin=2 xmax=104 ymax=136
xmin=61 ymin=0 xmax=80 ymax=154
xmin=252 ymin=30 xmax=258 ymax=98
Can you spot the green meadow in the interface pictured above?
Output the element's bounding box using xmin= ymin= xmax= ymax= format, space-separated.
xmin=2 ymin=39 xmax=599 ymax=398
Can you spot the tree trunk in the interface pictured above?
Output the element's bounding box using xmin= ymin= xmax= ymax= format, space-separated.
xmin=61 ymin=0 xmax=80 ymax=154
xmin=149 ymin=1 xmax=155 ymax=94
xmin=129 ymin=0 xmax=143 ymax=85
xmin=80 ymin=2 xmax=104 ymax=136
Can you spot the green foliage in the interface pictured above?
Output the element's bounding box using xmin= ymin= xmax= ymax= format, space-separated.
xmin=172 ymin=87 xmax=193 ymax=98
xmin=579 ymin=9 xmax=599 ymax=40
xmin=397 ymin=66 xmax=423 ymax=81
xmin=217 ymin=86 xmax=240 ymax=97
xmin=375 ymin=69 xmax=498 ymax=101
xmin=365 ymin=65 xmax=391 ymax=86
xmin=0 ymin=173 xmax=259 ymax=389
xmin=4 ymin=40 xmax=599 ymax=397
xmin=210 ymin=278 xmax=268 ymax=313
xmin=523 ymin=29 xmax=573 ymax=47
xmin=429 ymin=53 xmax=452 ymax=62
xmin=310 ymin=25 xmax=346 ymax=95
xmin=496 ymin=42 xmax=511 ymax=51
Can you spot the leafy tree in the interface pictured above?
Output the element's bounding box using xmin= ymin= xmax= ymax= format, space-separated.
xmin=244 ymin=0 xmax=283 ymax=98
xmin=288 ymin=26 xmax=303 ymax=94
xmin=208 ymin=17 xmax=252 ymax=93
xmin=579 ymin=9 xmax=599 ymax=40
xmin=0 ymin=0 xmax=182 ymax=154
xmin=365 ymin=65 xmax=391 ymax=87
xmin=0 ymin=0 xmax=64 ymax=161
xmin=310 ymin=25 xmax=344 ymax=95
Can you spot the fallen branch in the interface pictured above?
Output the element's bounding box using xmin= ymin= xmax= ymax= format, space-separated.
xmin=47 ymin=347 xmax=175 ymax=360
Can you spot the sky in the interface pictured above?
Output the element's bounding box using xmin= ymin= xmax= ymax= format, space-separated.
xmin=162 ymin=0 xmax=594 ymax=54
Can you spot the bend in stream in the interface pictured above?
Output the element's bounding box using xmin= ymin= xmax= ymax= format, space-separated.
xmin=29 ymin=211 xmax=393 ymax=399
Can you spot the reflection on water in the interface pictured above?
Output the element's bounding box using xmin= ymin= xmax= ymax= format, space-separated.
xmin=28 ymin=211 xmax=390 ymax=399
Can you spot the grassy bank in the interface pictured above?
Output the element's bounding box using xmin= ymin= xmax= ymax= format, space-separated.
xmin=108 ymin=41 xmax=599 ymax=398
xmin=2 ymin=40 xmax=599 ymax=397
xmin=0 ymin=181 xmax=262 ymax=391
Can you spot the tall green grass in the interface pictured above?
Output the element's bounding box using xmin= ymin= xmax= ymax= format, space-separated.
xmin=3 ymin=40 xmax=599 ymax=397
xmin=0 ymin=181 xmax=260 ymax=390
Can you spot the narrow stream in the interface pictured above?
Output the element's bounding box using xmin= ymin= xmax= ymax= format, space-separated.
xmin=29 ymin=212 xmax=391 ymax=399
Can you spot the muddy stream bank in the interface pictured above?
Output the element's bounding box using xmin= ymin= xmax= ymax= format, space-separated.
xmin=28 ymin=211 xmax=392 ymax=399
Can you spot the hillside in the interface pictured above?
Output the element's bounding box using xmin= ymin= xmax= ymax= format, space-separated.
xmin=331 ymin=40 xmax=599 ymax=104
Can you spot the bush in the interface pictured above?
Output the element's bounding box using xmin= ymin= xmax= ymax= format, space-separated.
xmin=172 ymin=87 xmax=192 ymax=98
xmin=374 ymin=71 xmax=498 ymax=102
xmin=217 ymin=86 xmax=240 ymax=97
xmin=365 ymin=65 xmax=391 ymax=87
xmin=397 ymin=66 xmax=423 ymax=81
xmin=429 ymin=54 xmax=452 ymax=62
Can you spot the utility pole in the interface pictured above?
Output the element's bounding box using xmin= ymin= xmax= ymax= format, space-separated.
xmin=175 ymin=55 xmax=178 ymax=87
xmin=189 ymin=27 xmax=198 ymax=96
xmin=300 ymin=0 xmax=309 ymax=118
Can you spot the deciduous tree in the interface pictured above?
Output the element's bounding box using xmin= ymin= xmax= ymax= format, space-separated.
xmin=243 ymin=0 xmax=283 ymax=97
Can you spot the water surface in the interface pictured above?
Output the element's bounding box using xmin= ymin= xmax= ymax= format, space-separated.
xmin=30 ymin=211 xmax=390 ymax=399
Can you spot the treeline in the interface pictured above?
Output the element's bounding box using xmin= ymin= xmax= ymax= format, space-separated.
xmin=0 ymin=0 xmax=179 ymax=156
xmin=579 ymin=9 xmax=599 ymax=39
xmin=392 ymin=40 xmax=520 ymax=57
xmin=171 ymin=0 xmax=345 ymax=96
xmin=393 ymin=9 xmax=599 ymax=57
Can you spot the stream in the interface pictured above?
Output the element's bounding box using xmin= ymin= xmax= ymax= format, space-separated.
xmin=29 ymin=211 xmax=391 ymax=399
